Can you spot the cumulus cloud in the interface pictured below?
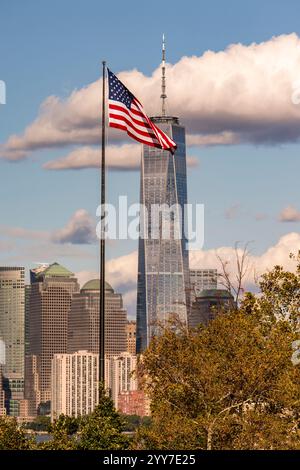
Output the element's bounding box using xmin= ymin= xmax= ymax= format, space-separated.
xmin=44 ymin=144 xmax=141 ymax=171
xmin=76 ymin=251 xmax=138 ymax=291
xmin=1 ymin=33 xmax=300 ymax=162
xmin=190 ymin=232 xmax=300 ymax=287
xmin=74 ymin=232 xmax=300 ymax=315
xmin=51 ymin=209 xmax=96 ymax=244
xmin=76 ymin=251 xmax=138 ymax=317
xmin=279 ymin=205 xmax=300 ymax=222
xmin=0 ymin=210 xmax=96 ymax=245
xmin=43 ymin=144 xmax=199 ymax=171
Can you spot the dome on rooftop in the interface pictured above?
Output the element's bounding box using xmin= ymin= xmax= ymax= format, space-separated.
xmin=81 ymin=279 xmax=113 ymax=292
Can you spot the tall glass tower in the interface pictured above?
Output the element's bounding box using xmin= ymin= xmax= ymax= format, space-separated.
xmin=0 ymin=267 xmax=25 ymax=416
xmin=136 ymin=37 xmax=190 ymax=353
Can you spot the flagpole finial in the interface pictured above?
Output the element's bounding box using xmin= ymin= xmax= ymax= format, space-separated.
xmin=161 ymin=34 xmax=167 ymax=117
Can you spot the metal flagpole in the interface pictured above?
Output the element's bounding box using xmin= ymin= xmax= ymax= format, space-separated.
xmin=100 ymin=60 xmax=106 ymax=389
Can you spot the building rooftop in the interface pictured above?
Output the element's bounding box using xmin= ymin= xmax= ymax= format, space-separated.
xmin=150 ymin=115 xmax=179 ymax=125
xmin=81 ymin=279 xmax=113 ymax=292
xmin=197 ymin=289 xmax=233 ymax=299
xmin=34 ymin=262 xmax=74 ymax=279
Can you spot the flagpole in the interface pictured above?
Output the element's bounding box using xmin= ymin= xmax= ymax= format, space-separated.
xmin=100 ymin=60 xmax=106 ymax=390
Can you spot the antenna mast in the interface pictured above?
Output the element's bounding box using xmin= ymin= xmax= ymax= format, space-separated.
xmin=161 ymin=34 xmax=167 ymax=116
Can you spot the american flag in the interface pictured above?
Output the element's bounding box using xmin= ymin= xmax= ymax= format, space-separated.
xmin=107 ymin=69 xmax=177 ymax=153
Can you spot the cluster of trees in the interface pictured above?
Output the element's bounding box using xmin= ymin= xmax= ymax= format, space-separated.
xmin=135 ymin=254 xmax=300 ymax=450
xmin=0 ymin=387 xmax=129 ymax=450
xmin=1 ymin=255 xmax=300 ymax=450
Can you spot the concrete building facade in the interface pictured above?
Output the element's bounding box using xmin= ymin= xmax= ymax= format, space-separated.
xmin=51 ymin=350 xmax=98 ymax=421
xmin=68 ymin=279 xmax=127 ymax=357
xmin=25 ymin=263 xmax=79 ymax=413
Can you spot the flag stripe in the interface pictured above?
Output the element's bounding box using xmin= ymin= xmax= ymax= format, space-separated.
xmin=109 ymin=118 xmax=160 ymax=145
xmin=110 ymin=123 xmax=163 ymax=149
xmin=107 ymin=69 xmax=177 ymax=153
xmin=109 ymin=101 xmax=151 ymax=127
xmin=108 ymin=107 xmax=156 ymax=135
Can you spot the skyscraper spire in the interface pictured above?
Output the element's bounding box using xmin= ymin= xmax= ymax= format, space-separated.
xmin=161 ymin=34 xmax=167 ymax=116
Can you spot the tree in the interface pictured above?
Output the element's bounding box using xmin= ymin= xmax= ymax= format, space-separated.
xmin=134 ymin=257 xmax=300 ymax=450
xmin=40 ymin=415 xmax=79 ymax=450
xmin=24 ymin=415 xmax=51 ymax=432
xmin=122 ymin=414 xmax=151 ymax=433
xmin=0 ymin=416 xmax=34 ymax=450
xmin=216 ymin=241 xmax=252 ymax=304
xmin=77 ymin=385 xmax=129 ymax=450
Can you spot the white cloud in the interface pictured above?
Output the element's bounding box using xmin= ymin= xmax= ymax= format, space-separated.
xmin=279 ymin=205 xmax=300 ymax=222
xmin=43 ymin=144 xmax=199 ymax=171
xmin=76 ymin=251 xmax=138 ymax=291
xmin=43 ymin=144 xmax=141 ymax=171
xmin=0 ymin=210 xmax=96 ymax=246
xmin=190 ymin=232 xmax=300 ymax=287
xmin=74 ymin=232 xmax=300 ymax=316
xmin=51 ymin=209 xmax=96 ymax=244
xmin=76 ymin=270 xmax=99 ymax=287
xmin=1 ymin=33 xmax=300 ymax=161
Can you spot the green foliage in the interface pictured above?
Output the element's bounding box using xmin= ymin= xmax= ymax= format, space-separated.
xmin=40 ymin=414 xmax=79 ymax=450
xmin=122 ymin=414 xmax=151 ymax=432
xmin=78 ymin=385 xmax=129 ymax=450
xmin=0 ymin=416 xmax=35 ymax=450
xmin=24 ymin=415 xmax=51 ymax=432
xmin=134 ymin=257 xmax=300 ymax=450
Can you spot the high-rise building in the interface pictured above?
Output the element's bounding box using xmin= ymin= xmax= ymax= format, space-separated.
xmin=68 ymin=279 xmax=127 ymax=357
xmin=51 ymin=350 xmax=98 ymax=421
xmin=25 ymin=262 xmax=79 ymax=413
xmin=189 ymin=289 xmax=235 ymax=328
xmin=24 ymin=285 xmax=31 ymax=357
xmin=126 ymin=321 xmax=136 ymax=355
xmin=136 ymin=41 xmax=190 ymax=353
xmin=118 ymin=390 xmax=150 ymax=417
xmin=190 ymin=269 xmax=218 ymax=303
xmin=105 ymin=353 xmax=138 ymax=410
xmin=0 ymin=366 xmax=6 ymax=416
xmin=0 ymin=267 xmax=25 ymax=416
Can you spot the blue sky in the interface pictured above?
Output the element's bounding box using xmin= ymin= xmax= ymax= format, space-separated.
xmin=1 ymin=0 xmax=300 ymax=315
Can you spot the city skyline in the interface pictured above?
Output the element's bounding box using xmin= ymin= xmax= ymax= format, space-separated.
xmin=1 ymin=0 xmax=300 ymax=321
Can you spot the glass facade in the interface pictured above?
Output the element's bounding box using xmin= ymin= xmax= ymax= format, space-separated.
xmin=136 ymin=117 xmax=190 ymax=353
xmin=0 ymin=267 xmax=25 ymax=378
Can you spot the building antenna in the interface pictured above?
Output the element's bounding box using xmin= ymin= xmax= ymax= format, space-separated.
xmin=161 ymin=34 xmax=167 ymax=116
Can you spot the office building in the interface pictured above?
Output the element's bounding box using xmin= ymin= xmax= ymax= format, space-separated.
xmin=25 ymin=262 xmax=79 ymax=414
xmin=190 ymin=269 xmax=218 ymax=301
xmin=0 ymin=366 xmax=6 ymax=416
xmin=126 ymin=321 xmax=136 ymax=355
xmin=118 ymin=390 xmax=150 ymax=417
xmin=136 ymin=42 xmax=190 ymax=352
xmin=68 ymin=279 xmax=127 ymax=357
xmin=51 ymin=350 xmax=98 ymax=421
xmin=105 ymin=353 xmax=138 ymax=410
xmin=189 ymin=289 xmax=235 ymax=328
xmin=0 ymin=267 xmax=25 ymax=415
